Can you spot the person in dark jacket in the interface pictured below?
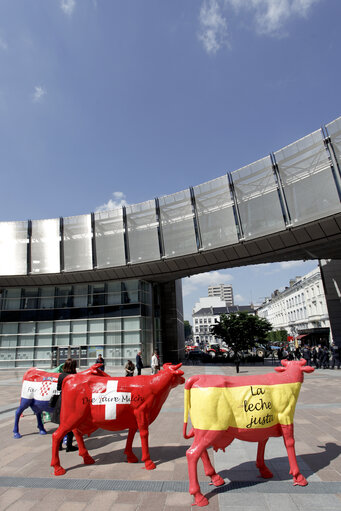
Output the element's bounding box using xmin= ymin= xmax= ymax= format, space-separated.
xmin=330 ymin=343 xmax=340 ymax=369
xmin=302 ymin=345 xmax=311 ymax=366
xmin=135 ymin=351 xmax=143 ymax=375
xmin=95 ymin=354 xmax=105 ymax=371
xmin=52 ymin=358 xmax=78 ymax=452
xmin=321 ymin=346 xmax=330 ymax=369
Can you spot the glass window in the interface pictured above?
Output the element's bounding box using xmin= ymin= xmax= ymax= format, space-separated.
xmin=63 ymin=214 xmax=92 ymax=272
xmin=107 ymin=281 xmax=122 ymax=305
xmin=123 ymin=318 xmax=140 ymax=330
xmin=159 ymin=189 xmax=197 ymax=257
xmin=3 ymin=288 xmax=22 ymax=310
xmin=35 ymin=347 xmax=52 ymax=360
xmin=73 ymin=285 xmax=88 ymax=307
xmin=55 ymin=287 xmax=73 ymax=308
xmin=2 ymin=323 xmax=18 ymax=335
xmin=18 ymin=336 xmax=35 ymax=346
xmin=89 ymin=319 xmax=104 ymax=332
xmin=40 ymin=287 xmax=55 ymax=309
xmin=72 ymin=320 xmax=87 ymax=333
xmin=55 ymin=321 xmax=70 ymax=334
xmin=91 ymin=284 xmax=106 ymax=306
xmin=31 ymin=218 xmax=60 ymax=274
xmin=23 ymin=288 xmax=39 ymax=309
xmin=19 ymin=323 xmax=35 ymax=334
xmin=55 ymin=335 xmax=69 ymax=346
xmin=94 ymin=209 xmax=126 ymax=268
xmin=126 ymin=200 xmax=160 ymax=263
xmin=36 ymin=336 xmax=52 ymax=346
xmin=71 ymin=334 xmax=87 ymax=346
xmin=0 ymin=221 xmax=28 ymax=276
xmin=106 ymin=319 xmax=121 ymax=331
xmin=106 ymin=332 xmax=122 ymax=344
xmin=122 ymin=281 xmax=139 ymax=303
xmin=88 ymin=333 xmax=104 ymax=345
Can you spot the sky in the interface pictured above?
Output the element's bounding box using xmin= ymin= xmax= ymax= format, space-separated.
xmin=0 ymin=0 xmax=339 ymax=322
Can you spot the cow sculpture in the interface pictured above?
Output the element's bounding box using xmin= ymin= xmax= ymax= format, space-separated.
xmin=183 ymin=359 xmax=314 ymax=506
xmin=13 ymin=365 xmax=109 ymax=439
xmin=51 ymin=362 xmax=185 ymax=475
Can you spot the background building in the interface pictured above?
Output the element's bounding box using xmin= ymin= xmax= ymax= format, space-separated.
xmin=257 ymin=265 xmax=331 ymax=346
xmin=208 ymin=284 xmax=234 ymax=306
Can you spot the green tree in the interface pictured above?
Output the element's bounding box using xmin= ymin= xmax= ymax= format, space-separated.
xmin=184 ymin=320 xmax=192 ymax=341
xmin=266 ymin=329 xmax=288 ymax=345
xmin=211 ymin=312 xmax=272 ymax=356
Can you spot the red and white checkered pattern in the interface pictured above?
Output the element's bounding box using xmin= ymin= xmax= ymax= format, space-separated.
xmin=40 ymin=380 xmax=52 ymax=397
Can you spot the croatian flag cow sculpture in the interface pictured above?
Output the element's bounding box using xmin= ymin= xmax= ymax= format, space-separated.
xmin=51 ymin=362 xmax=185 ymax=476
xmin=183 ymin=359 xmax=314 ymax=507
xmin=13 ymin=365 xmax=109 ymax=439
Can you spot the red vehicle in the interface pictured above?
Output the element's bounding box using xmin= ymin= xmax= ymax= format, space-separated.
xmin=205 ymin=343 xmax=230 ymax=359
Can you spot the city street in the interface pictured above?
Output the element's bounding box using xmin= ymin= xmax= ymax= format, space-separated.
xmin=0 ymin=361 xmax=340 ymax=511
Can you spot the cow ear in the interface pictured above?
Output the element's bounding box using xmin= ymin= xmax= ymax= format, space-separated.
xmin=274 ymin=366 xmax=286 ymax=373
xmin=302 ymin=366 xmax=314 ymax=373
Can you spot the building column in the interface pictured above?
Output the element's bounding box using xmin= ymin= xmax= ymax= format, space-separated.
xmin=319 ymin=259 xmax=341 ymax=347
xmin=159 ymin=279 xmax=185 ymax=363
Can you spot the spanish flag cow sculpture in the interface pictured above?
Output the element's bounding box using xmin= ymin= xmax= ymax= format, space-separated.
xmin=13 ymin=365 xmax=109 ymax=438
xmin=51 ymin=363 xmax=185 ymax=475
xmin=183 ymin=359 xmax=314 ymax=507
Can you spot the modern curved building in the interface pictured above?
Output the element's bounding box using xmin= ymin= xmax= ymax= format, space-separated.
xmin=1 ymin=117 xmax=341 ymax=368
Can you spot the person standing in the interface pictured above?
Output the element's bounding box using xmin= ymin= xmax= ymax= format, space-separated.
xmin=136 ymin=351 xmax=143 ymax=375
xmin=51 ymin=358 xmax=78 ymax=452
xmin=151 ymin=351 xmax=159 ymax=375
xmin=302 ymin=345 xmax=311 ymax=366
xmin=96 ymin=354 xmax=105 ymax=371
xmin=321 ymin=345 xmax=330 ymax=369
xmin=330 ymin=343 xmax=340 ymax=369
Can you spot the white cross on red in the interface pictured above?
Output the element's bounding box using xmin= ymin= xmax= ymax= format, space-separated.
xmin=92 ymin=380 xmax=131 ymax=420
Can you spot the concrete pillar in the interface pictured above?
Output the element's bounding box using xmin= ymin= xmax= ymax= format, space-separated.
xmin=159 ymin=279 xmax=185 ymax=363
xmin=319 ymin=259 xmax=341 ymax=347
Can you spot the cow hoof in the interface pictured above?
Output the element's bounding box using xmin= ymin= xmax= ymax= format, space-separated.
xmin=126 ymin=454 xmax=138 ymax=463
xmin=83 ymin=455 xmax=95 ymax=465
xmin=210 ymin=474 xmax=225 ymax=487
xmin=13 ymin=433 xmax=22 ymax=439
xmin=192 ymin=493 xmax=208 ymax=507
xmin=144 ymin=460 xmax=156 ymax=470
xmin=259 ymin=467 xmax=273 ymax=479
xmin=293 ymin=474 xmax=308 ymax=486
xmin=39 ymin=430 xmax=47 ymax=435
xmin=54 ymin=466 xmax=66 ymax=476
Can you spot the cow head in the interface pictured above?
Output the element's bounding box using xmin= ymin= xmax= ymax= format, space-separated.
xmin=162 ymin=363 xmax=185 ymax=387
xmin=274 ymin=359 xmax=314 ymax=378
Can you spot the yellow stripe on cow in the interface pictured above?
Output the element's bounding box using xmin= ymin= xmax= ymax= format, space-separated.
xmin=184 ymin=382 xmax=301 ymax=431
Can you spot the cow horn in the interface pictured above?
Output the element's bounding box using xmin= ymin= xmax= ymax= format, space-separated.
xmin=281 ymin=359 xmax=288 ymax=367
xmin=299 ymin=358 xmax=307 ymax=366
xmin=169 ymin=363 xmax=182 ymax=372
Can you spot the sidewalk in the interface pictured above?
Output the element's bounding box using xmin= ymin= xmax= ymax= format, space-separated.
xmin=0 ymin=361 xmax=340 ymax=510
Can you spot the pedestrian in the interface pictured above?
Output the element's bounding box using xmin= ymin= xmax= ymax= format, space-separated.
xmin=135 ymin=351 xmax=143 ymax=375
xmin=294 ymin=346 xmax=301 ymax=360
xmin=312 ymin=346 xmax=318 ymax=368
xmin=151 ymin=351 xmax=159 ymax=375
xmin=125 ymin=359 xmax=135 ymax=377
xmin=234 ymin=351 xmax=241 ymax=374
xmin=321 ymin=346 xmax=330 ymax=369
xmin=302 ymin=345 xmax=311 ymax=366
xmin=51 ymin=358 xmax=78 ymax=452
xmin=317 ymin=345 xmax=323 ymax=369
xmin=96 ymin=353 xmax=105 ymax=371
xmin=330 ymin=343 xmax=340 ymax=369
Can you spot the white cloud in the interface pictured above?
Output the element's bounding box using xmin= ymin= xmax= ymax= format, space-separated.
xmin=60 ymin=0 xmax=76 ymax=17
xmin=225 ymin=0 xmax=321 ymax=36
xmin=95 ymin=191 xmax=128 ymax=212
xmin=0 ymin=35 xmax=8 ymax=50
xmin=279 ymin=260 xmax=308 ymax=269
xmin=183 ymin=270 xmax=233 ymax=296
xmin=198 ymin=0 xmax=230 ymax=54
xmin=234 ymin=293 xmax=244 ymax=303
xmin=32 ymin=85 xmax=47 ymax=103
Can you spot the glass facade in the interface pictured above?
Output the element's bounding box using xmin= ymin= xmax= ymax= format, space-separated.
xmin=0 ymin=279 xmax=154 ymax=368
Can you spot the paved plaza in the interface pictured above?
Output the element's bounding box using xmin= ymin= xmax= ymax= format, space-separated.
xmin=0 ymin=360 xmax=340 ymax=511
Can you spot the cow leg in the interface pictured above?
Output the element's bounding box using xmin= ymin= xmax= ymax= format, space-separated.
xmin=256 ymin=439 xmax=273 ymax=479
xmin=13 ymin=400 xmax=30 ymax=438
xmin=51 ymin=425 xmax=70 ymax=476
xmin=200 ymin=450 xmax=225 ymax=487
xmin=73 ymin=429 xmax=95 ymax=465
xmin=186 ymin=438 xmax=210 ymax=507
xmin=36 ymin=413 xmax=47 ymax=435
xmin=281 ymin=424 xmax=307 ymax=486
xmin=124 ymin=427 xmax=139 ymax=463
xmin=139 ymin=427 xmax=156 ymax=470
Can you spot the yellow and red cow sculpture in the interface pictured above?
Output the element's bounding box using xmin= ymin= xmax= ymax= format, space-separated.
xmin=51 ymin=363 xmax=185 ymax=475
xmin=183 ymin=359 xmax=314 ymax=507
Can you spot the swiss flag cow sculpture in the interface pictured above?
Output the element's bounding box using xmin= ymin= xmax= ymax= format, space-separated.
xmin=51 ymin=362 xmax=185 ymax=475
xmin=183 ymin=359 xmax=314 ymax=507
xmin=13 ymin=366 xmax=109 ymax=438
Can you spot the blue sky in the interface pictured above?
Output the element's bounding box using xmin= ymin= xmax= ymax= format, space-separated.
xmin=0 ymin=0 xmax=339 ymax=321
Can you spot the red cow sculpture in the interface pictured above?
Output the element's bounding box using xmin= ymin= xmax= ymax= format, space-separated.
xmin=183 ymin=359 xmax=314 ymax=506
xmin=51 ymin=362 xmax=185 ymax=475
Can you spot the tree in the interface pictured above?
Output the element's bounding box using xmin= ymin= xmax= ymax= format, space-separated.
xmin=184 ymin=320 xmax=192 ymax=341
xmin=211 ymin=312 xmax=272 ymax=356
xmin=266 ymin=329 xmax=288 ymax=345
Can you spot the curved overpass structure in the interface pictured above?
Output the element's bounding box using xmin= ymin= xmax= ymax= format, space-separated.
xmin=0 ymin=116 xmax=340 ymax=367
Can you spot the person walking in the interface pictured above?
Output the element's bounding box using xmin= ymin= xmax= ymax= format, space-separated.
xmin=302 ymin=345 xmax=311 ymax=366
xmin=125 ymin=359 xmax=135 ymax=377
xmin=135 ymin=351 xmax=143 ymax=375
xmin=51 ymin=358 xmax=78 ymax=452
xmin=321 ymin=345 xmax=330 ymax=369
